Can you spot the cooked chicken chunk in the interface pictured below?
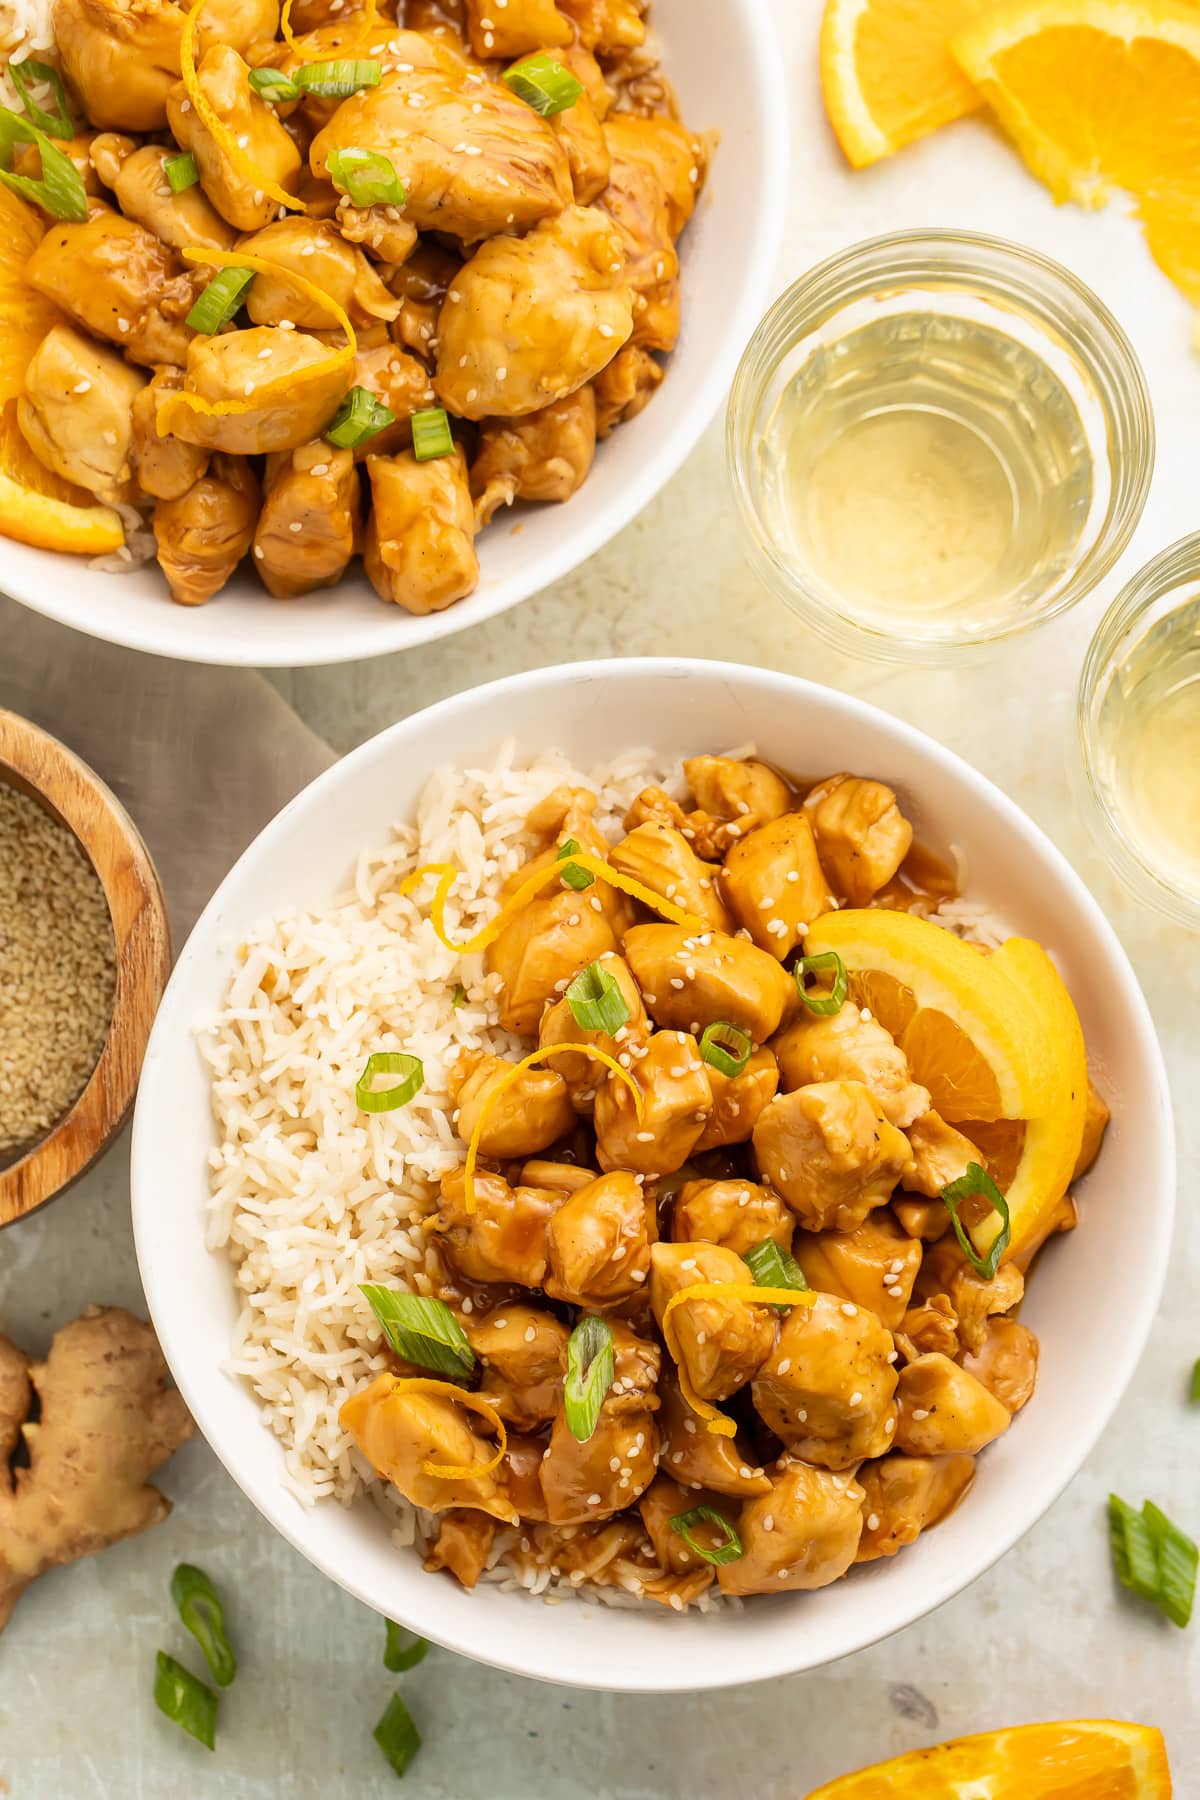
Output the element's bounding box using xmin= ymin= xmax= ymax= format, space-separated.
xmin=364 ymin=446 xmax=480 ymax=613
xmin=252 ymin=439 xmax=359 ymax=598
xmin=717 ymin=1460 xmax=865 ymax=1596
xmin=167 ymin=46 xmax=302 ymax=232
xmin=893 ymin=1193 xmax=954 ymax=1243
xmin=449 ymin=1050 xmax=575 ymax=1159
xmin=434 ymin=205 xmax=633 ymax=420
xmin=598 ymin=114 xmax=704 ymax=352
xmin=672 ymin=1178 xmax=792 ymax=1260
xmin=610 ymin=821 xmax=732 ymax=932
xmin=26 ymin=207 xmax=196 ymax=369
xmin=897 ymin=1296 xmax=960 ymax=1361
xmin=489 ymin=897 xmax=620 ymax=1039
xmin=1073 ymin=1078 xmax=1110 ymax=1179
xmin=157 ymin=327 xmax=352 ymax=454
xmin=539 ymin=1324 xmax=660 ymax=1522
xmin=558 ymin=0 xmax=645 ymax=55
xmin=432 ymin=1167 xmax=562 ymax=1288
xmin=1010 ymin=1190 xmax=1078 ymax=1275
xmin=593 ymin=343 xmax=662 ymax=435
xmin=503 ymin=1430 xmax=552 ymax=1521
xmin=538 ymin=953 xmax=650 ymax=1110
xmin=423 ymin=1509 xmax=496 ymax=1589
xmin=623 ymin=924 xmax=796 ymax=1042
xmin=518 ymin=1159 xmax=598 ymax=1195
xmin=803 ymin=774 xmax=914 ymax=906
xmin=656 ymin=1368 xmax=770 ymax=1500
xmin=470 ymin=389 xmax=597 ymax=530
xmin=793 ymin=1210 xmax=923 ymax=1331
xmin=638 ymin=1475 xmax=719 ymax=1591
xmin=751 ymin=1290 xmax=898 ymax=1470
xmin=719 ymin=813 xmax=834 ymax=960
xmin=650 ymin=1241 xmax=774 ymax=1403
xmin=388 ymin=240 xmax=462 ymax=360
xmin=18 ymin=324 xmax=144 ymax=505
xmin=52 ymin=0 xmax=185 ymax=131
xmin=694 ymin=1046 xmax=779 ymax=1152
xmin=545 ymin=1170 xmax=652 ymax=1305
xmin=341 ymin=1373 xmax=518 ymax=1523
xmin=153 ymin=453 xmax=259 ymax=605
xmin=510 ymin=786 xmax=634 ymax=939
xmin=240 ymin=219 xmax=400 ymax=328
xmin=340 ymin=343 xmax=435 ymax=463
xmin=752 ymin=1082 xmax=910 ymax=1234
xmin=855 ymin=1453 xmax=975 ymax=1562
xmin=684 ymin=756 xmax=791 ymax=842
xmin=960 ymin=1318 xmax=1039 ymax=1414
xmin=469 ymin=1303 xmax=567 ymax=1429
xmin=89 ymin=137 xmax=237 ymax=253
xmin=895 ymin=1352 xmax=1011 ymax=1456
xmin=131 ymin=368 xmax=211 ymax=501
xmin=594 ymin=1029 xmax=711 ymax=1176
xmin=774 ymin=1000 xmax=930 ymax=1130
xmin=902 ymin=1110 xmax=981 ymax=1198
xmin=464 ymin=0 xmax=570 ymax=57
xmin=914 ymin=1238 xmax=1024 ymax=1355
xmin=545 ymin=50 xmax=611 ymax=204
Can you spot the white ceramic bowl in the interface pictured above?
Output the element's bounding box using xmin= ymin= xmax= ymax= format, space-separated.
xmin=0 ymin=3 xmax=786 ymax=669
xmin=130 ymin=659 xmax=1174 ymax=1692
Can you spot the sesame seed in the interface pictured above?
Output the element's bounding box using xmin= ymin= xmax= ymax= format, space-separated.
xmin=630 ymin=1269 xmax=646 ymax=1283
xmin=243 ymin=381 xmax=254 ymax=395
xmin=116 ymin=317 xmax=129 ymax=332
xmin=586 ymin=1492 xmax=601 ymax=1506
xmin=786 ymin=870 xmax=800 ymax=883
xmin=683 ymin=1418 xmax=696 ymax=1434
xmin=524 ymin=1324 xmax=536 ymax=1343
xmin=867 ymin=1512 xmax=881 ymax=1531
xmin=860 ymin=1007 xmax=873 ymax=1022
xmin=886 ymin=1349 xmax=899 ymax=1363
xmin=777 ymin=1568 xmax=789 ymax=1579
xmin=885 ymin=1417 xmax=895 ymax=1433
xmin=466 ymin=387 xmax=477 ymax=402
xmin=494 ymin=1318 xmax=508 ymax=1329
xmin=669 ymin=977 xmax=685 ymax=990
xmin=609 ymin=1456 xmax=621 ymax=1472
xmin=911 ymin=1407 xmax=929 ymax=1421
xmin=310 ymin=462 xmax=329 ymax=476
xmin=671 ymin=1450 xmax=683 ymax=1464
xmin=695 ymin=1330 xmax=706 ymax=1345
xmin=449 ymin=288 xmax=461 ymax=302
xmin=777 ymin=1357 xmax=790 ymax=1374
xmin=483 ymin=30 xmax=493 ymax=46
xmin=497 ymin=366 xmax=507 ymax=379
xmin=257 ymin=346 xmax=273 ymax=359
xmin=841 ymin=1303 xmax=858 ymax=1317
xmin=849 ymin=1390 xmax=863 ymax=1406
xmin=758 ymin=896 xmax=775 ymax=910
xmin=253 ymin=544 xmax=265 ymax=558
xmin=635 ymin=1130 xmax=654 ymax=1142
xmin=599 ymin=323 xmax=614 ymax=337
xmin=681 ymin=1257 xmax=697 ymax=1270
xmin=288 ymin=520 xmax=302 ymax=532
xmin=797 ymin=1408 xmax=807 ymax=1422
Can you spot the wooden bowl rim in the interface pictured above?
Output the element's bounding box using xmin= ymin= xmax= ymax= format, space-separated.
xmin=0 ymin=708 xmax=171 ymax=1227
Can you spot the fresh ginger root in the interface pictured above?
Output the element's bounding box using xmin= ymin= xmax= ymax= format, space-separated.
xmin=0 ymin=1305 xmax=194 ymax=1631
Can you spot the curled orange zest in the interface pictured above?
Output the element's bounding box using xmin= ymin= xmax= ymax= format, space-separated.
xmin=661 ymin=1282 xmax=816 ymax=1437
xmin=463 ymin=1044 xmax=642 ymax=1215
xmin=382 ymin=1376 xmax=509 ymax=1482
xmin=181 ymin=0 xmax=308 ymax=214
xmin=281 ymin=0 xmax=379 ymax=59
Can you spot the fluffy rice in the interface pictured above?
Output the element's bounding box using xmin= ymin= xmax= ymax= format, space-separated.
xmin=0 ymin=0 xmax=54 ymax=112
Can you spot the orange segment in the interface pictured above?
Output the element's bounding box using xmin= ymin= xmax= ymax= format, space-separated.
xmin=0 ymin=473 xmax=125 ymax=554
xmin=820 ymin=0 xmax=993 ymax=169
xmin=802 ymin=1718 xmax=1171 ymax=1798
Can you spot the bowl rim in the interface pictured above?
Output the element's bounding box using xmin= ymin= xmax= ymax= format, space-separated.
xmin=130 ymin=657 xmax=1175 ymax=1690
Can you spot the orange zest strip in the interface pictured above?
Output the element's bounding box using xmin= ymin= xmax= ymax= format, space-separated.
xmin=181 ymin=0 xmax=308 ymax=214
xmin=463 ymin=1045 xmax=642 ymax=1215
xmin=661 ymin=1282 xmax=816 ymax=1437
xmin=384 ymin=1376 xmax=509 ymax=1481
xmin=399 ymin=852 xmax=706 ymax=956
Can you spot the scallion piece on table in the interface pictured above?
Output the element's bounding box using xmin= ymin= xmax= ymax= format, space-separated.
xmin=792 ymin=949 xmax=848 ymax=1016
xmin=295 ymin=57 xmax=382 ymax=98
xmin=249 ymin=66 xmax=303 ymax=102
xmin=185 ymin=265 xmax=256 ymax=334
xmin=565 ymin=960 xmax=629 ymax=1036
xmin=360 ymin=1285 xmax=475 ymax=1378
xmin=165 ymin=151 xmax=200 ymax=193
xmin=1110 ymin=1493 xmax=1198 ymax=1627
xmin=153 ymin=1650 xmax=218 ymax=1750
xmin=384 ymin=1620 xmax=430 ymax=1672
xmin=556 ymin=836 xmax=594 ymax=891
xmin=355 ymin=1050 xmax=424 ymax=1112
xmin=410 ymin=406 xmax=454 ymax=462
xmin=698 ymin=1019 xmax=752 ymax=1079
xmin=501 ymin=52 xmax=583 ymax=117
xmin=564 ymin=1314 xmax=614 ymax=1443
xmin=170 ymin=1564 xmax=237 ymax=1687
xmin=325 ymin=384 xmax=395 ymax=448
xmin=668 ymin=1504 xmax=743 ymax=1567
xmin=374 ymin=1691 xmax=422 ymax=1777
xmin=744 ymin=1236 xmax=810 ymax=1311
xmin=940 ymin=1162 xmax=1010 ymax=1281
xmin=8 ymin=58 xmax=73 ymax=138
xmin=0 ymin=106 xmax=87 ymax=221
xmin=1190 ymin=1358 xmax=1200 ymax=1404
xmin=327 ymin=145 xmax=406 ymax=208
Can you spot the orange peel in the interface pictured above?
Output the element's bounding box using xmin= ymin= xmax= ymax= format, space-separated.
xmin=378 ymin=1376 xmax=508 ymax=1481
xmin=661 ymin=1281 xmax=815 ymax=1436
xmin=181 ymin=0 xmax=308 ymax=214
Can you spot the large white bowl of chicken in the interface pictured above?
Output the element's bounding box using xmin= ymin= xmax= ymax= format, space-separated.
xmin=130 ymin=659 xmax=1174 ymax=1692
xmin=0 ymin=0 xmax=786 ymax=665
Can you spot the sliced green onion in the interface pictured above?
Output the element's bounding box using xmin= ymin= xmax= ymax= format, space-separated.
xmin=170 ymin=1565 xmax=236 ymax=1687
xmin=941 ymin=1162 xmax=1010 ymax=1282
xmin=411 ymin=406 xmax=454 ymax=462
xmin=502 ymin=52 xmax=583 ymax=117
xmin=153 ymin=1651 xmax=217 ymax=1750
xmin=1190 ymin=1358 xmax=1200 ymax=1404
xmin=564 ymin=1314 xmax=613 ymax=1443
xmin=374 ymin=1691 xmax=421 ymax=1778
xmin=360 ymin=1285 xmax=474 ymax=1378
xmin=1109 ymin=1493 xmax=1161 ymax=1602
xmin=556 ymin=836 xmax=594 ymax=891
xmin=384 ymin=1620 xmax=430 ymax=1672
xmin=185 ymin=265 xmax=256 ymax=334
xmin=325 ymin=384 xmax=395 ymax=448
xmin=165 ymin=151 xmax=199 ymax=193
xmin=1144 ymin=1501 xmax=1198 ymax=1629
xmin=452 ymin=982 xmax=466 ymax=1010
xmin=356 ymin=1050 xmax=424 ymax=1112
xmin=668 ymin=1504 xmax=743 ymax=1567
xmin=8 ymin=59 xmax=73 ymax=138
xmin=249 ymin=66 xmax=302 ymax=102
xmin=565 ymin=961 xmax=629 ymax=1036
xmin=793 ymin=950 xmax=848 ymax=1016
xmin=327 ymin=145 xmax=405 ymax=208
xmin=0 ymin=107 xmax=87 ymax=221
xmin=744 ymin=1236 xmax=810 ymax=1312
xmin=698 ymin=1019 xmax=752 ymax=1079
xmin=295 ymin=57 xmax=382 ymax=98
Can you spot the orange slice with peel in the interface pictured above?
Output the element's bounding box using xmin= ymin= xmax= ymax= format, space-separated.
xmin=820 ymin=0 xmax=993 ymax=169
xmin=0 ymin=472 xmax=124 ymax=553
xmin=801 ymin=1718 xmax=1171 ymax=1798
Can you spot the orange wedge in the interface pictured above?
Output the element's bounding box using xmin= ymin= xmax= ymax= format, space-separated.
xmin=952 ymin=0 xmax=1200 ymax=303
xmin=820 ymin=0 xmax=993 ymax=169
xmin=802 ymin=1718 xmax=1171 ymax=1798
xmin=0 ymin=472 xmax=124 ymax=554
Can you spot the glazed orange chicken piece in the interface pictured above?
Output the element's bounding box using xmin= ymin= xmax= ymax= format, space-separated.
xmin=855 ymin=1453 xmax=975 ymax=1562
xmin=423 ymin=1509 xmax=496 ymax=1589
xmin=449 ymin=1050 xmax=575 ymax=1159
xmin=671 ymin=1178 xmax=793 ymax=1260
xmin=251 ymin=441 xmax=360 ymax=599
xmin=623 ymin=924 xmax=796 ymax=1042
xmin=464 ymin=0 xmax=570 ymax=58
xmin=130 ymin=369 xmax=210 ymax=502
xmin=539 ymin=1321 xmax=660 ymax=1523
xmin=158 ymin=328 xmax=352 ymax=455
xmin=470 ymin=389 xmax=597 ymax=530
xmin=598 ymin=115 xmax=706 ymax=353
xmin=432 ymin=1167 xmax=563 ymax=1288
xmin=656 ymin=1368 xmax=771 ymax=1500
xmin=610 ymin=820 xmax=732 ymax=932
xmin=351 ymin=344 xmax=438 ymax=459
xmin=752 ymin=1290 xmax=899 ymax=1470
xmin=901 ymin=1110 xmax=981 ymax=1198
xmin=719 ymin=813 xmax=835 ymax=960
xmin=537 ymin=952 xmax=650 ymax=1110
xmin=683 ymin=756 xmax=792 ymax=841
xmin=694 ymin=1046 xmax=780 ymax=1152
xmin=341 ymin=1374 xmax=518 ymax=1523
xmin=793 ymin=1209 xmax=923 ymax=1331
xmin=895 ymin=1353 xmax=1012 ymax=1456
xmin=774 ymin=1000 xmax=931 ymax=1130
xmin=26 ymin=207 xmax=196 ymax=369
xmin=387 ymin=241 xmax=463 ymax=360
xmin=51 ymin=0 xmax=191 ymax=132
xmin=557 ymin=0 xmax=645 ymax=54
xmin=488 ymin=891 xmax=621 ymax=1038
xmin=469 ymin=1303 xmax=568 ymax=1429
xmin=593 ymin=1030 xmax=712 ymax=1176
xmin=650 ymin=1241 xmax=774 ymax=1403
xmin=593 ymin=344 xmax=663 ymax=436
xmin=914 ymin=1238 xmax=1024 ymax=1354
xmin=638 ymin=1475 xmax=719 ymax=1594
xmin=240 ymin=219 xmax=400 ymax=329
xmin=545 ymin=1170 xmax=653 ymax=1306
xmin=803 ymin=774 xmax=914 ymax=906
xmin=543 ymin=44 xmax=611 ymax=204
xmin=153 ymin=454 xmax=259 ymax=606
xmin=718 ymin=1460 xmax=865 ymax=1596
xmin=960 ymin=1317 xmax=1039 ymax=1414
xmin=18 ymin=324 xmax=145 ymax=505
xmin=364 ymin=447 xmax=479 ymax=614
xmin=752 ymin=1081 xmax=910 ymax=1234
xmin=89 ymin=137 xmax=237 ymax=254
xmin=167 ymin=46 xmax=302 ymax=232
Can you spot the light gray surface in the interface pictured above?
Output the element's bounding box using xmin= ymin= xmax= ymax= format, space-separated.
xmin=4 ymin=1 xmax=1200 ymax=1791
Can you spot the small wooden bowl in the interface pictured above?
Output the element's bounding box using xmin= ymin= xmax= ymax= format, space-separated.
xmin=0 ymin=710 xmax=171 ymax=1227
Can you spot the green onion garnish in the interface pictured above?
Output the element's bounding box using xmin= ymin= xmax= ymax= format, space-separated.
xmin=165 ymin=151 xmax=199 ymax=193
xmin=793 ymin=950 xmax=848 ymax=1016
xmin=374 ymin=1691 xmax=421 ymax=1778
xmin=384 ymin=1620 xmax=429 ymax=1672
xmin=556 ymin=836 xmax=594 ymax=890
xmin=249 ymin=66 xmax=302 ymax=102
xmin=410 ymin=406 xmax=454 ymax=462
xmin=940 ymin=1161 xmax=1010 ymax=1282
xmin=502 ymin=52 xmax=583 ymax=117
xmin=564 ymin=1314 xmax=614 ymax=1443
xmin=1190 ymin=1359 xmax=1200 ymax=1404
xmin=0 ymin=106 xmax=87 ymax=221
xmin=668 ymin=1505 xmax=743 ymax=1567
xmin=8 ymin=59 xmax=73 ymax=138
xmin=698 ymin=1019 xmax=752 ymax=1079
xmin=325 ymin=384 xmax=395 ymax=449
xmin=565 ymin=961 xmax=629 ymax=1036
xmin=185 ymin=265 xmax=256 ymax=334
xmin=327 ymin=145 xmax=406 ymax=208
xmin=355 ymin=1050 xmax=424 ymax=1112
xmin=452 ymin=982 xmax=466 ymax=1009
xmin=360 ymin=1285 xmax=475 ymax=1378
xmin=170 ymin=1565 xmax=236 ymax=1687
xmin=295 ymin=57 xmax=382 ymax=97
xmin=153 ymin=1651 xmax=218 ymax=1750
xmin=1110 ymin=1494 xmax=1198 ymax=1627
xmin=744 ymin=1236 xmax=810 ymax=1311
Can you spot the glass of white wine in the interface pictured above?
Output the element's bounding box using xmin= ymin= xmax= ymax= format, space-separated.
xmin=727 ymin=231 xmax=1154 ymax=663
xmin=1080 ymin=534 xmax=1200 ymax=926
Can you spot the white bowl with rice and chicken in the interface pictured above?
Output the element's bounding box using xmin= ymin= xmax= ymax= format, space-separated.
xmin=0 ymin=0 xmax=785 ymax=666
xmin=131 ymin=659 xmax=1173 ymax=1692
